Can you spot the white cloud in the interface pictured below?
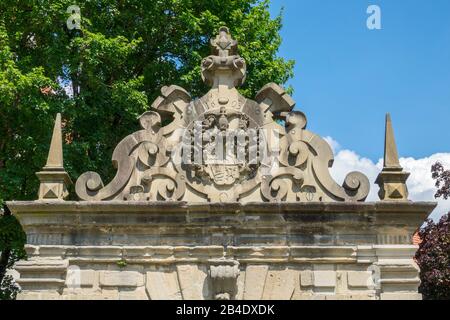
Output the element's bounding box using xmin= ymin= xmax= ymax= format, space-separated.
xmin=400 ymin=154 xmax=450 ymax=220
xmin=324 ymin=136 xmax=341 ymax=154
xmin=327 ymin=138 xmax=450 ymax=221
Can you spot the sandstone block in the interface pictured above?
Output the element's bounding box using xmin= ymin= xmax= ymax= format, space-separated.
xmin=99 ymin=271 xmax=144 ymax=287
xmin=300 ymin=270 xmax=314 ymax=287
xmin=119 ymin=287 xmax=148 ymax=300
xmin=243 ymin=265 xmax=268 ymax=300
xmin=235 ymin=270 xmax=246 ymax=300
xmin=347 ymin=271 xmax=372 ymax=288
xmin=380 ymin=293 xmax=422 ymax=300
xmin=146 ymin=269 xmax=182 ymax=300
xmin=176 ymin=265 xmax=209 ymax=300
xmin=261 ymin=268 xmax=296 ymax=300
xmin=313 ymin=265 xmax=336 ymax=288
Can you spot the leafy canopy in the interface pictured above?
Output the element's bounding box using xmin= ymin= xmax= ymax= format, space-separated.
xmin=0 ymin=0 xmax=294 ymax=202
xmin=0 ymin=207 xmax=26 ymax=300
xmin=415 ymin=214 xmax=450 ymax=300
xmin=414 ymin=162 xmax=450 ymax=300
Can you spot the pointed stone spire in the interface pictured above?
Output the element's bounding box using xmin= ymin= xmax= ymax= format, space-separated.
xmin=36 ymin=113 xmax=72 ymax=201
xmin=44 ymin=113 xmax=64 ymax=170
xmin=376 ymin=114 xmax=410 ymax=201
xmin=383 ymin=113 xmax=401 ymax=169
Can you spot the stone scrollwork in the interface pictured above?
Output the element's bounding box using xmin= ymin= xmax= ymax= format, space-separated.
xmin=261 ymin=168 xmax=304 ymax=202
xmin=141 ymin=168 xmax=186 ymax=201
xmin=279 ymin=140 xmax=309 ymax=167
xmin=75 ymin=111 xmax=178 ymax=201
xmin=75 ymin=27 xmax=370 ymax=203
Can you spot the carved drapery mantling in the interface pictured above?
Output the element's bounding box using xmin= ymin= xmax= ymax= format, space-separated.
xmin=75 ymin=27 xmax=370 ymax=203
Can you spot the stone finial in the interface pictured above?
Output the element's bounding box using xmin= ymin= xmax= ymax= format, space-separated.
xmin=210 ymin=26 xmax=238 ymax=57
xmin=376 ymin=114 xmax=410 ymax=201
xmin=36 ymin=113 xmax=72 ymax=201
xmin=44 ymin=113 xmax=64 ymax=170
xmin=201 ymin=27 xmax=246 ymax=88
xmin=383 ymin=113 xmax=401 ymax=169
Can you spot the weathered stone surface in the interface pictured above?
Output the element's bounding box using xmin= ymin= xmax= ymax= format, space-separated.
xmin=380 ymin=293 xmax=422 ymax=300
xmin=313 ymin=265 xmax=336 ymax=289
xmin=119 ymin=287 xmax=148 ymax=300
xmin=300 ymin=270 xmax=314 ymax=287
xmin=99 ymin=271 xmax=144 ymax=287
xmin=261 ymin=268 xmax=296 ymax=300
xmin=98 ymin=288 xmax=120 ymax=300
xmin=65 ymin=269 xmax=97 ymax=287
xmin=347 ymin=271 xmax=372 ymax=288
xmin=243 ymin=265 xmax=268 ymax=300
xmin=235 ymin=269 xmax=246 ymax=300
xmin=292 ymin=293 xmax=321 ymax=300
xmin=146 ymin=269 xmax=182 ymax=300
xmin=18 ymin=291 xmax=62 ymax=300
xmin=13 ymin=244 xmax=426 ymax=300
xmin=335 ymin=271 xmax=347 ymax=294
xmin=324 ymin=294 xmax=376 ymax=300
xmin=61 ymin=289 xmax=119 ymax=300
xmin=176 ymin=264 xmax=210 ymax=300
xmin=7 ymin=202 xmax=435 ymax=247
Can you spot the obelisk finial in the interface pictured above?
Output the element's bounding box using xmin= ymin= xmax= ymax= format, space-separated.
xmin=383 ymin=113 xmax=401 ymax=169
xmin=36 ymin=113 xmax=72 ymax=201
xmin=44 ymin=113 xmax=64 ymax=169
xmin=376 ymin=113 xmax=410 ymax=201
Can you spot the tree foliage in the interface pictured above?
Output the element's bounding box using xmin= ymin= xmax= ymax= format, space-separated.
xmin=414 ymin=162 xmax=450 ymax=300
xmin=0 ymin=205 xmax=27 ymax=300
xmin=432 ymin=162 xmax=450 ymax=200
xmin=415 ymin=214 xmax=450 ymax=300
xmin=0 ymin=0 xmax=294 ymax=203
xmin=0 ymin=0 xmax=293 ymax=299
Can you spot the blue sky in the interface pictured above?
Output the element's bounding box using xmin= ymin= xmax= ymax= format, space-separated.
xmin=269 ymin=0 xmax=450 ymax=219
xmin=269 ymin=0 xmax=450 ymax=161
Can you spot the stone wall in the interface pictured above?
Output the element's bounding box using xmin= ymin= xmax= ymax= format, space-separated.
xmin=7 ymin=201 xmax=434 ymax=300
xmin=15 ymin=244 xmax=421 ymax=300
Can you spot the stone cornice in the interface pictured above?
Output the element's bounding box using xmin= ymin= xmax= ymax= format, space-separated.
xmin=6 ymin=200 xmax=437 ymax=216
xmin=20 ymin=244 xmax=418 ymax=265
xmin=7 ymin=200 xmax=436 ymax=247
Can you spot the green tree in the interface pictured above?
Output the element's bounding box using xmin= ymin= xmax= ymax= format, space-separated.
xmin=415 ymin=213 xmax=450 ymax=300
xmin=0 ymin=0 xmax=294 ymax=298
xmin=414 ymin=162 xmax=450 ymax=300
xmin=0 ymin=205 xmax=27 ymax=300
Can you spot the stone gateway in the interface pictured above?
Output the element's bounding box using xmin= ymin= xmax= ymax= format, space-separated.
xmin=7 ymin=27 xmax=436 ymax=300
